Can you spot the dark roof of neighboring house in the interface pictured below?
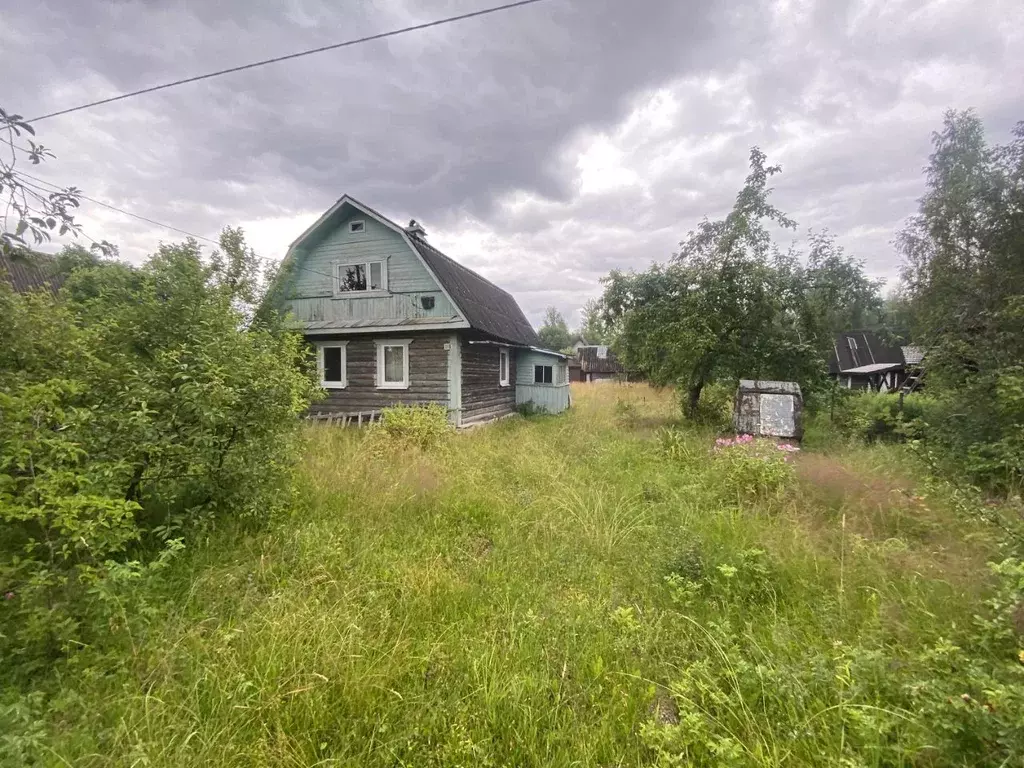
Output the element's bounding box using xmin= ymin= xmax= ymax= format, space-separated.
xmin=829 ymin=330 xmax=904 ymax=374
xmin=411 ymin=238 xmax=542 ymax=348
xmin=0 ymin=250 xmax=63 ymax=295
xmin=578 ymin=345 xmax=624 ymax=374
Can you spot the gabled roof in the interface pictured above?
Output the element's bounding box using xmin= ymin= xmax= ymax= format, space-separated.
xmin=829 ymin=330 xmax=904 ymax=374
xmin=578 ymin=345 xmax=623 ymax=374
xmin=282 ymin=195 xmax=540 ymax=348
xmin=0 ymin=250 xmax=63 ymax=295
xmin=411 ymin=238 xmax=541 ymax=348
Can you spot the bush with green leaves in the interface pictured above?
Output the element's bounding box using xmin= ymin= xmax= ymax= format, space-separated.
xmin=829 ymin=390 xmax=935 ymax=443
xmin=363 ymin=403 xmax=454 ymax=456
xmin=0 ymin=233 xmax=317 ymax=668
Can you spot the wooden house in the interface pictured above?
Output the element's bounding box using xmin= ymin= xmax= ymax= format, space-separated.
xmin=828 ymin=330 xmax=909 ymax=392
xmin=576 ymin=345 xmax=625 ymax=383
xmin=273 ymin=196 xmax=570 ymax=425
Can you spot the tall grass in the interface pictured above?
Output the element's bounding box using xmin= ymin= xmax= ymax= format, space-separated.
xmin=2 ymin=384 xmax=1018 ymax=766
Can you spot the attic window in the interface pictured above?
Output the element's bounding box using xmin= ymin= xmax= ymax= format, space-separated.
xmin=349 ymin=220 xmax=365 ymax=233
xmin=420 ymin=296 xmax=435 ymax=310
xmin=336 ymin=260 xmax=386 ymax=293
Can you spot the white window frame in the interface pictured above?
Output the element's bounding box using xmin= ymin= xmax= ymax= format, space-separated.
xmin=499 ymin=347 xmax=510 ymax=387
xmin=316 ymin=341 xmax=348 ymax=389
xmin=534 ymin=364 xmax=553 ymax=385
xmin=348 ymin=219 xmax=366 ymax=233
xmin=376 ymin=339 xmax=411 ymax=390
xmin=334 ymin=260 xmax=388 ymax=295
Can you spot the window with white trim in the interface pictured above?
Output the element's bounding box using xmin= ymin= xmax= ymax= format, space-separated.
xmin=316 ymin=342 xmax=348 ymax=389
xmin=348 ymin=220 xmax=365 ymax=233
xmin=376 ymin=339 xmax=411 ymax=389
xmin=499 ymin=348 xmax=509 ymax=386
xmin=336 ymin=260 xmax=386 ymax=293
xmin=534 ymin=364 xmax=553 ymax=384
xmin=556 ymin=362 xmax=567 ymax=385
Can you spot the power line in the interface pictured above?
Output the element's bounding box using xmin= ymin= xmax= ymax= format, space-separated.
xmin=19 ymin=170 xmax=218 ymax=245
xmin=17 ymin=170 xmax=339 ymax=282
xmin=28 ymin=0 xmax=551 ymax=123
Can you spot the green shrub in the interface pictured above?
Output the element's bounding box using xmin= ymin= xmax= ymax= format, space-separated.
xmin=0 ymin=237 xmax=316 ymax=669
xmin=830 ymin=390 xmax=935 ymax=443
xmin=680 ymin=381 xmax=734 ymax=429
xmin=364 ymin=404 xmax=454 ymax=456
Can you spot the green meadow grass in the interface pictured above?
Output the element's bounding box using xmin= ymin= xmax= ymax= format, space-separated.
xmin=4 ymin=385 xmax=1013 ymax=766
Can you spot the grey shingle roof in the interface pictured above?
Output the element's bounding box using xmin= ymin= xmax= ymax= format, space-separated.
xmin=0 ymin=250 xmax=62 ymax=295
xmin=412 ymin=238 xmax=541 ymax=348
xmin=829 ymin=330 xmax=903 ymax=374
xmin=578 ymin=345 xmax=623 ymax=374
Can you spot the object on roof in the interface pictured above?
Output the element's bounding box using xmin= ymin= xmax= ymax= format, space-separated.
xmin=734 ymin=379 xmax=803 ymax=439
xmin=901 ymin=346 xmax=926 ymax=366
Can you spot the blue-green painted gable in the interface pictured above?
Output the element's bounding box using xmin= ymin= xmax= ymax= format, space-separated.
xmin=283 ymin=205 xmax=461 ymax=328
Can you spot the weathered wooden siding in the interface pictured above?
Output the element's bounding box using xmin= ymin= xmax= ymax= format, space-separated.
xmin=461 ymin=341 xmax=517 ymax=424
xmin=309 ymin=332 xmax=451 ymax=415
xmin=285 ymin=211 xmax=459 ymax=325
xmin=514 ymin=349 xmax=571 ymax=414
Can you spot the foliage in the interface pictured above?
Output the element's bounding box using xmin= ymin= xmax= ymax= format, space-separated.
xmin=1 ymin=384 xmax=1022 ymax=765
xmin=363 ymin=403 xmax=454 ymax=456
xmin=0 ymin=231 xmax=317 ymax=668
xmin=801 ymin=230 xmax=886 ymax=341
xmin=828 ymin=390 xmax=935 ymax=443
xmin=0 ymin=106 xmax=112 ymax=257
xmin=897 ymin=110 xmax=1024 ymax=491
xmin=576 ymin=298 xmax=609 ymax=344
xmin=602 ymin=148 xmax=861 ymax=418
xmin=710 ymin=435 xmax=797 ymax=503
xmin=516 ymin=400 xmax=549 ymax=417
xmin=537 ymin=305 xmax=572 ymax=351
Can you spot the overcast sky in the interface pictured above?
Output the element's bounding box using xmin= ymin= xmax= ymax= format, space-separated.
xmin=4 ymin=0 xmax=1022 ymax=326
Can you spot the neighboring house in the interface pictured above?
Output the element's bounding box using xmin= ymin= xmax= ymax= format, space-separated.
xmin=828 ymin=330 xmax=915 ymax=392
xmin=0 ymin=250 xmax=63 ymax=295
xmin=570 ymin=336 xmax=589 ymax=353
xmin=274 ymin=195 xmax=570 ymax=425
xmin=568 ymin=355 xmax=584 ymax=383
xmin=577 ymin=345 xmax=625 ymax=383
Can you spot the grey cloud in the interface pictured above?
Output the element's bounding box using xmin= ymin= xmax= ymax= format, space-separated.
xmin=2 ymin=0 xmax=1022 ymax=326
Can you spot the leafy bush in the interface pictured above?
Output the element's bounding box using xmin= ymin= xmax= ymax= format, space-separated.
xmin=685 ymin=380 xmax=734 ymax=429
xmin=364 ymin=404 xmax=454 ymax=456
xmin=830 ymin=390 xmax=935 ymax=443
xmin=0 ymin=235 xmax=316 ymax=668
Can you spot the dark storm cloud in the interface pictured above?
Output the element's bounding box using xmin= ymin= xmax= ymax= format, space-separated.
xmin=2 ymin=0 xmax=1022 ymax=325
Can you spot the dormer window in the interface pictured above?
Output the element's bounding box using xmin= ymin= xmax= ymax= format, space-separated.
xmin=349 ymin=220 xmax=365 ymax=233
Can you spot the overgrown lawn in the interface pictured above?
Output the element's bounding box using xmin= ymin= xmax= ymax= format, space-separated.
xmin=4 ymin=385 xmax=1020 ymax=766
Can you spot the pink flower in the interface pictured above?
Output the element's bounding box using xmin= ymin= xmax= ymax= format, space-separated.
xmin=3 ymin=592 xmax=13 ymax=601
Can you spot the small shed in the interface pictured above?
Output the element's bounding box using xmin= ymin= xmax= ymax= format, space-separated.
xmin=733 ymin=380 xmax=803 ymax=440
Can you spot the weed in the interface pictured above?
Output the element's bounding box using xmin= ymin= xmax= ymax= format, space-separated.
xmin=3 ymin=384 xmax=1022 ymax=766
